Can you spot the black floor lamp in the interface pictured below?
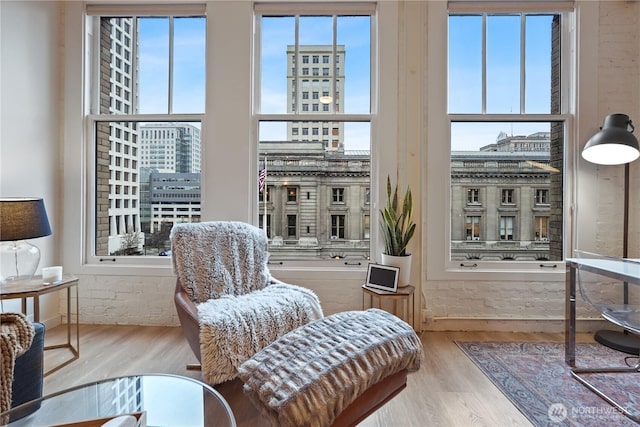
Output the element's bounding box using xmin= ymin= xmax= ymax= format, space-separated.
xmin=582 ymin=113 xmax=640 ymax=354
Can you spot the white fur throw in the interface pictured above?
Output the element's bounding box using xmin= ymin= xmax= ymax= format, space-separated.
xmin=171 ymin=221 xmax=271 ymax=303
xmin=238 ymin=308 xmax=423 ymax=427
xmin=170 ymin=221 xmax=323 ymax=385
xmin=198 ymin=283 xmax=322 ymax=384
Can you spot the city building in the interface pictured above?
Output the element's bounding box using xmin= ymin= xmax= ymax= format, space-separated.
xmin=286 ymin=45 xmax=346 ymax=150
xmin=259 ymin=142 xmax=370 ymax=260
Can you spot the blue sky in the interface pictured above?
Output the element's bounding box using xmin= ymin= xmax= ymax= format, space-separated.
xmin=138 ymin=17 xmax=205 ymax=115
xmin=135 ymin=13 xmax=555 ymax=152
xmin=449 ymin=14 xmax=555 ymax=150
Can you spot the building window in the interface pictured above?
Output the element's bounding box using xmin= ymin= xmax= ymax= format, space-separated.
xmin=287 ymin=215 xmax=297 ymax=237
xmin=534 ymin=216 xmax=549 ymax=241
xmin=332 ymin=188 xmax=345 ymax=203
xmin=259 ymin=186 xmax=271 ymax=202
xmin=467 ymin=188 xmax=480 ymax=204
xmin=257 ymin=7 xmax=373 ymax=262
xmin=466 ymin=216 xmax=481 ymax=240
xmin=499 ymin=216 xmax=515 ymax=240
xmin=88 ymin=12 xmax=205 ymax=259
xmin=535 ymin=189 xmax=548 ymax=204
xmin=287 ymin=187 xmax=297 ymax=202
xmin=331 ymin=215 xmax=346 ymax=239
xmin=501 ymin=189 xmax=514 ymax=204
xmin=259 ymin=214 xmax=272 ymax=238
xmin=448 ymin=7 xmax=566 ymax=264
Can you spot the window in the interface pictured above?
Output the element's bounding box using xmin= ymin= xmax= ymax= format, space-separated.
xmin=331 ymin=215 xmax=346 ymax=239
xmin=448 ymin=7 xmax=567 ymax=265
xmin=535 ymin=189 xmax=548 ymax=204
xmin=466 ymin=216 xmax=481 ymax=240
xmin=499 ymin=216 xmax=515 ymax=240
xmin=287 ymin=215 xmax=297 ymax=237
xmin=257 ymin=5 xmax=373 ymax=262
xmin=467 ymin=188 xmax=480 ymax=204
xmin=534 ymin=216 xmax=549 ymax=241
xmin=332 ymin=188 xmax=345 ymax=203
xmin=287 ymin=187 xmax=297 ymax=202
xmin=87 ymin=11 xmax=205 ymax=259
xmin=502 ymin=189 xmax=514 ymax=204
xmin=259 ymin=214 xmax=272 ymax=238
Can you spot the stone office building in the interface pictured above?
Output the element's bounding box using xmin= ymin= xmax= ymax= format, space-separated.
xmin=259 ymin=141 xmax=371 ymax=261
xmin=451 ymin=133 xmax=554 ymax=261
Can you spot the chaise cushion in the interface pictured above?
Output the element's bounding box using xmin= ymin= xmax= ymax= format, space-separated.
xmin=238 ymin=308 xmax=423 ymax=427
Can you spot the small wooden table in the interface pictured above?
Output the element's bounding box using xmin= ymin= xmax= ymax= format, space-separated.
xmin=0 ymin=274 xmax=80 ymax=375
xmin=362 ymin=284 xmax=415 ymax=329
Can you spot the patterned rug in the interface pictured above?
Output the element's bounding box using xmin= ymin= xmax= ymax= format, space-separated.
xmin=456 ymin=341 xmax=640 ymax=426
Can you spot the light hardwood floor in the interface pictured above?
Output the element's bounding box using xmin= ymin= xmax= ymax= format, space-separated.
xmin=42 ymin=325 xmax=594 ymax=427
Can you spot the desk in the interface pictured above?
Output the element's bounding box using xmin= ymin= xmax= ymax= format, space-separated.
xmin=0 ymin=274 xmax=79 ymax=375
xmin=0 ymin=374 xmax=236 ymax=426
xmin=565 ymin=257 xmax=640 ymax=366
xmin=362 ymin=284 xmax=415 ymax=329
xmin=565 ymin=255 xmax=640 ymax=423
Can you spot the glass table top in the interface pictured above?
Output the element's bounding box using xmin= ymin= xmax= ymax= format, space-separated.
xmin=2 ymin=374 xmax=236 ymax=427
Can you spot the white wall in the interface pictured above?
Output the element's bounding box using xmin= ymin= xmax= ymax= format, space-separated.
xmin=0 ymin=1 xmax=63 ymax=323
xmin=4 ymin=1 xmax=640 ymax=332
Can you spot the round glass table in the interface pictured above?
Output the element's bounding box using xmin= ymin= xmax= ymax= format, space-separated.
xmin=2 ymin=374 xmax=236 ymax=427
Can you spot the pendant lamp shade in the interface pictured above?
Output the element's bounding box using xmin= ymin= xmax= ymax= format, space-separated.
xmin=582 ymin=113 xmax=640 ymax=165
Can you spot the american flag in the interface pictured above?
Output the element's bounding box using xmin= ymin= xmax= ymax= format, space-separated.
xmin=258 ymin=160 xmax=266 ymax=192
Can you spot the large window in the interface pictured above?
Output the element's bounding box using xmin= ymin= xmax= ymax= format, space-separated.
xmin=449 ymin=8 xmax=567 ymax=265
xmin=87 ymin=11 xmax=205 ymax=259
xmin=255 ymin=4 xmax=374 ymax=263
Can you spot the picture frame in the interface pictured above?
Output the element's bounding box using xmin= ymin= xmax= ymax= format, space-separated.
xmin=364 ymin=263 xmax=399 ymax=293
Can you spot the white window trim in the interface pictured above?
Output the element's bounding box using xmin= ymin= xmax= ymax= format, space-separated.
xmin=425 ymin=1 xmax=578 ymax=282
xmin=61 ymin=1 xmax=395 ymax=278
xmin=252 ymin=2 xmax=385 ymax=270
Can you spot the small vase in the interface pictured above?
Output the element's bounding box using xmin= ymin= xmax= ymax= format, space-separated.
xmin=380 ymin=253 xmax=412 ymax=287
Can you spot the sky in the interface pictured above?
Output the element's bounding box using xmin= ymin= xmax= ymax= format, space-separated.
xmin=134 ymin=13 xmax=556 ymax=152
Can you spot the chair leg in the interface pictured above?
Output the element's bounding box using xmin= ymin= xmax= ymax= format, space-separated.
xmin=571 ymin=359 xmax=640 ymax=423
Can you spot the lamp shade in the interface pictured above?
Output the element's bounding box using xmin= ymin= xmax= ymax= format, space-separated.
xmin=582 ymin=113 xmax=640 ymax=165
xmin=0 ymin=198 xmax=51 ymax=241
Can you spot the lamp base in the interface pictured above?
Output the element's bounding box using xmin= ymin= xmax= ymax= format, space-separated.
xmin=594 ymin=329 xmax=640 ymax=355
xmin=0 ymin=240 xmax=40 ymax=282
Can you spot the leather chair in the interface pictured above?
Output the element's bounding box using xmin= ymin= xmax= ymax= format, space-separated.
xmin=171 ymin=221 xmax=323 ymax=384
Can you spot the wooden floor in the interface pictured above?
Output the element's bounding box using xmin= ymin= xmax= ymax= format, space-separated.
xmin=42 ymin=324 xmax=594 ymax=427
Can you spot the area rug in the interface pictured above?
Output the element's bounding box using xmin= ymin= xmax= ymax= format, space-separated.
xmin=456 ymin=341 xmax=640 ymax=426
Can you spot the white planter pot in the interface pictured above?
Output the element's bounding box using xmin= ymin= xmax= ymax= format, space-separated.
xmin=380 ymin=253 xmax=412 ymax=287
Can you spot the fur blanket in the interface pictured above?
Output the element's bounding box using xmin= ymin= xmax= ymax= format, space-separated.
xmin=170 ymin=221 xmax=323 ymax=385
xmin=198 ymin=283 xmax=321 ymax=384
xmin=171 ymin=221 xmax=271 ymax=303
xmin=238 ymin=308 xmax=423 ymax=427
xmin=1 ymin=313 xmax=35 ymax=415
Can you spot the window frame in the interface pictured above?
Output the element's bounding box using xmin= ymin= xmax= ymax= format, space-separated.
xmin=426 ymin=1 xmax=576 ymax=281
xmin=83 ymin=6 xmax=206 ymax=268
xmin=253 ymin=2 xmax=379 ymax=268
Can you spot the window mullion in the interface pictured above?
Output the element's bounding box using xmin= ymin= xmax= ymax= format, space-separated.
xmin=520 ymin=13 xmax=526 ymax=114
xmin=168 ymin=17 xmax=174 ymax=114
xmin=481 ymin=14 xmax=487 ymax=114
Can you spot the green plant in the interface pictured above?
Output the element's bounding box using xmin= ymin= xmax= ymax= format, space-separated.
xmin=380 ymin=175 xmax=416 ymax=256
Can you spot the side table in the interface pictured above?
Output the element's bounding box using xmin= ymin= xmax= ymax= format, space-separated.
xmin=362 ymin=284 xmax=415 ymax=329
xmin=0 ymin=274 xmax=80 ymax=375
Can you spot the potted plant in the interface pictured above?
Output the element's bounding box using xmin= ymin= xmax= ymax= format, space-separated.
xmin=380 ymin=175 xmax=416 ymax=287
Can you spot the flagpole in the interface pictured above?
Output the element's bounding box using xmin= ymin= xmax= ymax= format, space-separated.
xmin=263 ymin=154 xmax=267 ymax=235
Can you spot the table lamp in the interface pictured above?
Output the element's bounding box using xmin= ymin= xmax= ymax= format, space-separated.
xmin=582 ymin=113 xmax=640 ymax=353
xmin=0 ymin=198 xmax=52 ymax=282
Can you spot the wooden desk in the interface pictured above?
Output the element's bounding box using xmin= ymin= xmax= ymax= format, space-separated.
xmin=362 ymin=284 xmax=415 ymax=329
xmin=1 ymin=274 xmax=80 ymax=375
